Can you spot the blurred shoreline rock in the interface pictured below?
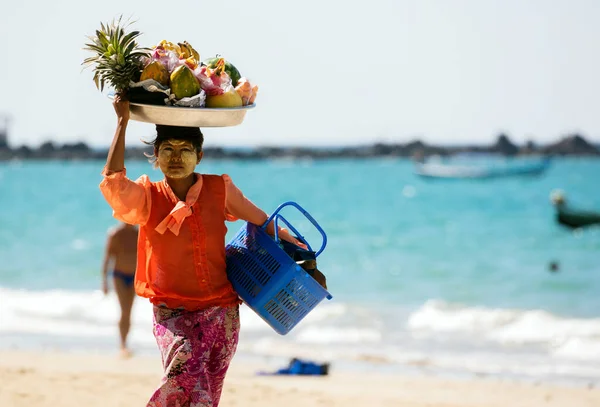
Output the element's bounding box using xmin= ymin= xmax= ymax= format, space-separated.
xmin=541 ymin=134 xmax=600 ymax=156
xmin=0 ymin=132 xmax=598 ymax=161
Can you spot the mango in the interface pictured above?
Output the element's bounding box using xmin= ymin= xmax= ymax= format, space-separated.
xmin=140 ymin=61 xmax=170 ymax=86
xmin=170 ymin=65 xmax=200 ymax=99
xmin=205 ymin=90 xmax=243 ymax=108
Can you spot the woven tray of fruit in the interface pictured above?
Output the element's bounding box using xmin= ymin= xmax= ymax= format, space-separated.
xmin=82 ymin=17 xmax=257 ymax=127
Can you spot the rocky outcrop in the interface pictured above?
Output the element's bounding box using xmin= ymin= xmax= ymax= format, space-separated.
xmin=491 ymin=134 xmax=519 ymax=156
xmin=542 ymin=134 xmax=600 ymax=156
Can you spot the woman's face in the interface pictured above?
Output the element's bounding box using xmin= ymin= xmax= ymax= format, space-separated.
xmin=156 ymin=139 xmax=201 ymax=179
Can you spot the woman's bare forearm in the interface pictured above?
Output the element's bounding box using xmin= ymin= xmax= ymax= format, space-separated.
xmin=106 ymin=95 xmax=131 ymax=172
xmin=106 ymin=119 xmax=127 ymax=172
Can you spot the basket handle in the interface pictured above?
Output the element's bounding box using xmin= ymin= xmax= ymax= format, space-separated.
xmin=261 ymin=201 xmax=327 ymax=257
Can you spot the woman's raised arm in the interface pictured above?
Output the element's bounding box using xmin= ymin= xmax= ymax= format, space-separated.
xmin=99 ymin=94 xmax=151 ymax=226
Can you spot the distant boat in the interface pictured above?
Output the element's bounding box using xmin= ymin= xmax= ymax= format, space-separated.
xmin=550 ymin=190 xmax=600 ymax=229
xmin=414 ymin=156 xmax=551 ymax=180
xmin=556 ymin=208 xmax=600 ymax=229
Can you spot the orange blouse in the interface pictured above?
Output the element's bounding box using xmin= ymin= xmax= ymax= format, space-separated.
xmin=99 ymin=169 xmax=286 ymax=311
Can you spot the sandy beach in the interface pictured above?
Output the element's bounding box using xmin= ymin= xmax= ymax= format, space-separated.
xmin=0 ymin=350 xmax=598 ymax=407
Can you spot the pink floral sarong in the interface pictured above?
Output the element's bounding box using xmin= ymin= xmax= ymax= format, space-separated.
xmin=148 ymin=305 xmax=240 ymax=407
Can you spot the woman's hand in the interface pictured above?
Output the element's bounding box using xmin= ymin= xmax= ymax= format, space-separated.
xmin=278 ymin=228 xmax=308 ymax=250
xmin=265 ymin=221 xmax=308 ymax=249
xmin=113 ymin=94 xmax=130 ymax=123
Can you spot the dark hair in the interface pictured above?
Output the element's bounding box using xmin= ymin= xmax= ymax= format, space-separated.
xmin=144 ymin=125 xmax=204 ymax=167
xmin=148 ymin=125 xmax=204 ymax=152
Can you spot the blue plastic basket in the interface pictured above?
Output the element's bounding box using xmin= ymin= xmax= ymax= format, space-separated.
xmin=225 ymin=201 xmax=332 ymax=335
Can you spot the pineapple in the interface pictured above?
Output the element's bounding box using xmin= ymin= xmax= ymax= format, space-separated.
xmin=82 ymin=16 xmax=150 ymax=93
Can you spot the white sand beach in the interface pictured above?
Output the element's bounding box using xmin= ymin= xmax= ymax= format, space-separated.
xmin=1 ymin=350 xmax=599 ymax=407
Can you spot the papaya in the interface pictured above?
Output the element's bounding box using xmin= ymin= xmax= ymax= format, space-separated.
xmin=205 ymin=90 xmax=243 ymax=108
xmin=204 ymin=56 xmax=241 ymax=87
xmin=170 ymin=65 xmax=200 ymax=99
xmin=140 ymin=61 xmax=170 ymax=86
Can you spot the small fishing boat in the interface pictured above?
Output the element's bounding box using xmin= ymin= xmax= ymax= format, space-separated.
xmin=556 ymin=208 xmax=600 ymax=229
xmin=550 ymin=191 xmax=600 ymax=229
xmin=414 ymin=156 xmax=551 ymax=180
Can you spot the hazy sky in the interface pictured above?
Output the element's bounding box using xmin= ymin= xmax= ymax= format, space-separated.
xmin=1 ymin=0 xmax=599 ymax=148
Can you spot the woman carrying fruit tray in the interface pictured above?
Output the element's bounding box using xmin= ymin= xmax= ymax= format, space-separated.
xmin=85 ymin=17 xmax=298 ymax=407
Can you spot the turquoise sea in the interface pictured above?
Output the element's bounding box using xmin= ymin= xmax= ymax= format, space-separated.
xmin=1 ymin=158 xmax=599 ymax=384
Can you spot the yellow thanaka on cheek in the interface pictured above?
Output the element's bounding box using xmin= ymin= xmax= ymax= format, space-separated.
xmin=180 ymin=150 xmax=197 ymax=166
